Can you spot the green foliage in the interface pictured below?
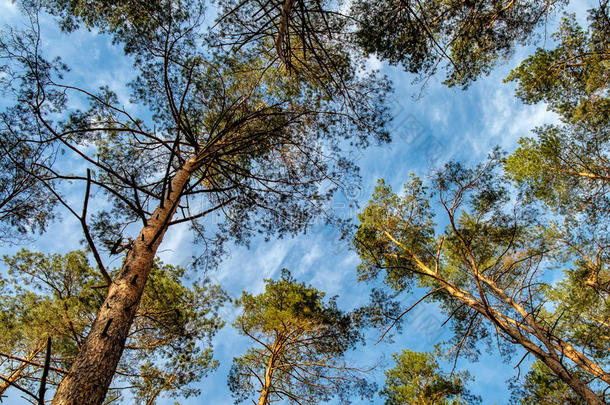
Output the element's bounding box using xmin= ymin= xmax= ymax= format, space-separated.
xmin=229 ymin=269 xmax=375 ymax=404
xmin=505 ymin=7 xmax=610 ymax=216
xmin=543 ymin=263 xmax=610 ymax=363
xmin=0 ymin=11 xmax=62 ymax=244
xmin=510 ymin=361 xmax=589 ymax=405
xmin=353 ymin=153 xmax=609 ymax=403
xmin=507 ymin=10 xmax=609 ymax=126
xmin=0 ymin=142 xmax=57 ymax=244
xmin=2 ymin=0 xmax=391 ymax=259
xmin=40 ymin=0 xmax=182 ymax=36
xmin=0 ymin=250 xmax=228 ymax=404
xmin=355 ymin=175 xmax=436 ymax=292
xmin=352 ymin=0 xmax=566 ymax=87
xmin=355 ymin=152 xmax=531 ymax=305
xmin=213 ymin=0 xmax=357 ymax=97
xmin=381 ymin=349 xmax=480 ymax=405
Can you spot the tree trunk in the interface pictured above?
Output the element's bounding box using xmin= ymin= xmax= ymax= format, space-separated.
xmin=537 ymin=352 xmax=606 ymax=405
xmin=387 ymin=236 xmax=608 ymax=405
xmin=258 ymin=354 xmax=275 ymax=405
xmin=258 ymin=338 xmax=282 ymax=405
xmin=51 ymin=159 xmax=196 ymax=405
xmin=258 ymin=382 xmax=271 ymax=405
xmin=449 ymin=284 xmax=606 ymax=405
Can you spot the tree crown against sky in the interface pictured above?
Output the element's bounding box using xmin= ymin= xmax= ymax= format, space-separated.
xmin=509 ymin=360 xmax=590 ymax=405
xmin=353 ymin=151 xmax=609 ymax=404
xmin=0 ymin=249 xmax=227 ymax=404
xmin=351 ymin=0 xmax=569 ymax=87
xmin=505 ymin=6 xmax=610 ymax=224
xmin=229 ymin=270 xmax=376 ymax=405
xmin=0 ymin=0 xmax=391 ymax=402
xmin=351 ymin=4 xmax=609 ymax=403
xmin=0 ymin=0 xmax=392 ymax=257
xmin=0 ymin=0 xmax=608 ymax=404
xmin=381 ymin=349 xmax=480 ymax=405
xmin=213 ymin=0 xmax=576 ymax=89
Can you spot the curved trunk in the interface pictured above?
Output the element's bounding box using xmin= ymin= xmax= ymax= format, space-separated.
xmin=51 ymin=159 xmax=196 ymax=405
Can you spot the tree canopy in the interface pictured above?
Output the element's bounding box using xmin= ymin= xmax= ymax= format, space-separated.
xmin=381 ymin=349 xmax=480 ymax=405
xmin=229 ymin=270 xmax=375 ymax=405
xmin=351 ymin=0 xmax=567 ymax=87
xmin=351 ymin=3 xmax=610 ymax=404
xmin=353 ymin=153 xmax=609 ymax=404
xmin=0 ymin=0 xmax=608 ymax=404
xmin=505 ymin=7 xmax=610 ymax=221
xmin=0 ymin=250 xmax=227 ymax=404
xmin=0 ymin=0 xmax=389 ymax=401
xmin=509 ymin=360 xmax=590 ymax=405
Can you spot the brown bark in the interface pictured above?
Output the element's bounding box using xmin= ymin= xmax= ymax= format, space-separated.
xmin=444 ymin=278 xmax=606 ymax=404
xmin=51 ymin=159 xmax=196 ymax=405
xmin=441 ymin=274 xmax=606 ymax=404
xmin=535 ymin=351 xmax=607 ymax=405
xmin=276 ymin=0 xmax=294 ymax=65
xmin=381 ymin=231 xmax=608 ymax=405
xmin=257 ymin=336 xmax=284 ymax=405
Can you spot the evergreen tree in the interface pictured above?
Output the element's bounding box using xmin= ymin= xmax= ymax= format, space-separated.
xmin=381 ymin=349 xmax=480 ymax=405
xmin=351 ymin=0 xmax=567 ymax=87
xmin=505 ymin=6 xmax=610 ymax=219
xmin=0 ymin=250 xmax=227 ymax=404
xmin=0 ymin=1 xmax=389 ymax=402
xmin=229 ymin=270 xmax=376 ymax=405
xmin=353 ymin=153 xmax=609 ymax=404
xmin=505 ymin=6 xmax=610 ymax=295
xmin=510 ymin=360 xmax=590 ymax=405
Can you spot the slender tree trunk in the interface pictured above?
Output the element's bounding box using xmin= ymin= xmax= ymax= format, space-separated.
xmin=385 ymin=234 xmax=608 ymax=405
xmin=457 ymin=291 xmax=605 ymax=404
xmin=446 ymin=283 xmax=605 ymax=405
xmin=258 ymin=378 xmax=271 ymax=405
xmin=51 ymin=159 xmax=196 ymax=405
xmin=258 ymin=338 xmax=282 ymax=405
xmin=275 ymin=0 xmax=294 ymax=63
xmin=536 ymin=352 xmax=606 ymax=405
xmin=258 ymin=354 xmax=275 ymax=405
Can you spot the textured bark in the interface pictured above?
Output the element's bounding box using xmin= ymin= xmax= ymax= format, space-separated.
xmin=537 ymin=352 xmax=606 ymax=405
xmin=443 ymin=278 xmax=605 ymax=405
xmin=51 ymin=159 xmax=196 ymax=405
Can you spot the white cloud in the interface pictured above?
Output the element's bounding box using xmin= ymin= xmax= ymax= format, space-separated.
xmin=365 ymin=55 xmax=383 ymax=71
xmin=479 ymin=83 xmax=558 ymax=153
xmin=0 ymin=0 xmax=16 ymax=14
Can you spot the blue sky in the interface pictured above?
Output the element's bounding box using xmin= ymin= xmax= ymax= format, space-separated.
xmin=0 ymin=1 xmax=597 ymax=404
